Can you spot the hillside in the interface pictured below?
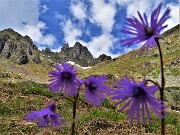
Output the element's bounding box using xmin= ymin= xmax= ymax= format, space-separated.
xmin=0 ymin=25 xmax=179 ymax=135
xmin=0 ymin=25 xmax=179 ymax=85
xmin=82 ymin=24 xmax=180 ymax=87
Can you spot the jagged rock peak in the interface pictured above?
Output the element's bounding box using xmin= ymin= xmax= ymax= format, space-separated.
xmin=1 ymin=28 xmax=18 ymax=34
xmin=96 ymin=54 xmax=112 ymax=62
xmin=0 ymin=28 xmax=39 ymax=64
xmin=60 ymin=43 xmax=69 ymax=52
xmin=43 ymin=47 xmax=52 ymax=53
xmin=74 ymin=42 xmax=83 ymax=47
xmin=58 ymin=42 xmax=95 ymax=66
xmin=0 ymin=28 xmax=114 ymax=66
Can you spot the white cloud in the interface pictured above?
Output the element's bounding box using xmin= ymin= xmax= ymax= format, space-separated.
xmin=0 ymin=0 xmax=56 ymax=46
xmin=62 ymin=20 xmax=83 ymax=47
xmin=126 ymin=0 xmax=149 ymax=17
xmin=87 ymin=33 xmax=119 ymax=58
xmin=60 ymin=18 xmax=119 ymax=58
xmin=18 ymin=22 xmax=56 ymax=46
xmin=123 ymin=0 xmax=179 ymax=31
xmin=165 ymin=3 xmax=179 ymax=29
xmin=114 ymin=0 xmax=178 ymax=53
xmin=60 ymin=0 xmax=119 ymax=58
xmin=60 ymin=0 xmax=179 ymax=58
xmin=115 ymin=0 xmax=132 ymax=5
xmin=123 ymin=0 xmax=163 ymax=18
xmin=90 ymin=0 xmax=116 ymax=33
xmin=0 ymin=0 xmax=40 ymax=29
xmin=39 ymin=5 xmax=49 ymax=13
xmin=60 ymin=0 xmax=123 ymax=58
xmin=70 ymin=1 xmax=87 ymax=22
xmin=119 ymin=0 xmax=178 ymax=30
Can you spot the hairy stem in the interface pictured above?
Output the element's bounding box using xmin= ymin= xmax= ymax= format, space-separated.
xmin=155 ymin=38 xmax=165 ymax=135
xmin=71 ymin=92 xmax=79 ymax=135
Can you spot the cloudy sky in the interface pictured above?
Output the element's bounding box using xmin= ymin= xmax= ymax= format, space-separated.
xmin=0 ymin=0 xmax=179 ymax=58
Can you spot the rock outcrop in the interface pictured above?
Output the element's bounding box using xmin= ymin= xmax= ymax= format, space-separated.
xmin=95 ymin=54 xmax=112 ymax=63
xmin=0 ymin=28 xmax=38 ymax=64
xmin=16 ymin=49 xmax=29 ymax=64
xmin=58 ymin=42 xmax=95 ymax=66
xmin=0 ymin=28 xmax=112 ymax=66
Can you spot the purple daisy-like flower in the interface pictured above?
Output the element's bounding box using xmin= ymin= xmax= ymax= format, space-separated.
xmin=85 ymin=74 xmax=111 ymax=106
xmin=26 ymin=103 xmax=64 ymax=127
xmin=120 ymin=3 xmax=170 ymax=50
xmin=48 ymin=63 xmax=83 ymax=96
xmin=111 ymin=77 xmax=166 ymax=125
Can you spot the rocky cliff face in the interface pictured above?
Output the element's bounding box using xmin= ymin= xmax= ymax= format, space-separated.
xmin=95 ymin=54 xmax=112 ymax=63
xmin=0 ymin=28 xmax=39 ymax=64
xmin=58 ymin=42 xmax=95 ymax=66
xmin=0 ymin=28 xmax=111 ymax=66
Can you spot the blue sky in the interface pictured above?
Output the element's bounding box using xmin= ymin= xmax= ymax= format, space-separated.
xmin=0 ymin=0 xmax=179 ymax=58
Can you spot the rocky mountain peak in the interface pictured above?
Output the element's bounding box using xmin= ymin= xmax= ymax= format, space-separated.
xmin=43 ymin=48 xmax=52 ymax=54
xmin=58 ymin=42 xmax=95 ymax=66
xmin=0 ymin=28 xmax=39 ymax=64
xmin=0 ymin=28 xmax=112 ymax=66
xmin=61 ymin=43 xmax=69 ymax=51
xmin=74 ymin=42 xmax=82 ymax=48
xmin=95 ymin=54 xmax=112 ymax=63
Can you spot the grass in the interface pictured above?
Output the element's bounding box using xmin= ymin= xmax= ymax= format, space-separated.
xmin=80 ymin=26 xmax=179 ymax=86
xmin=79 ymin=108 xmax=126 ymax=124
xmin=19 ymin=82 xmax=53 ymax=98
xmin=144 ymin=111 xmax=180 ymax=134
xmin=0 ymin=81 xmax=180 ymax=135
xmin=0 ymin=100 xmax=12 ymax=117
xmin=171 ymin=69 xmax=180 ymax=77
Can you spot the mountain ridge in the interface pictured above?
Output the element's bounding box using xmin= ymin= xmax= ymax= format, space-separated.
xmin=0 ymin=24 xmax=179 ymax=86
xmin=0 ymin=28 xmax=112 ymax=67
xmin=82 ymin=24 xmax=180 ymax=87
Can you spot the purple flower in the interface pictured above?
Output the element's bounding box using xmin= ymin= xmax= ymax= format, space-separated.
xmin=48 ymin=63 xmax=83 ymax=96
xmin=26 ymin=103 xmax=64 ymax=127
xmin=85 ymin=75 xmax=111 ymax=106
xmin=111 ymin=77 xmax=166 ymax=125
xmin=120 ymin=3 xmax=170 ymax=51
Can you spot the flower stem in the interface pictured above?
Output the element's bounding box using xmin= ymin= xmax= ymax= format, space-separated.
xmin=155 ymin=38 xmax=165 ymax=135
xmin=71 ymin=92 xmax=79 ymax=135
xmin=146 ymin=79 xmax=161 ymax=90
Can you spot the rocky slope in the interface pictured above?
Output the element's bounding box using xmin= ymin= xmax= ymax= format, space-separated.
xmin=0 ymin=28 xmax=111 ymax=67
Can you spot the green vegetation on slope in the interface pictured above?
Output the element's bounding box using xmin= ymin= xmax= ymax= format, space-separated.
xmin=0 ymin=81 xmax=179 ymax=134
xmin=80 ymin=24 xmax=180 ymax=87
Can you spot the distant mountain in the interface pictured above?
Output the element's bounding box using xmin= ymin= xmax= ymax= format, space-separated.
xmin=42 ymin=42 xmax=96 ymax=67
xmin=0 ymin=24 xmax=179 ymax=86
xmin=0 ymin=28 xmax=111 ymax=67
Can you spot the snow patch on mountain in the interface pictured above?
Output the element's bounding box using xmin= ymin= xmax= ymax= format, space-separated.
xmin=67 ymin=61 xmax=91 ymax=69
